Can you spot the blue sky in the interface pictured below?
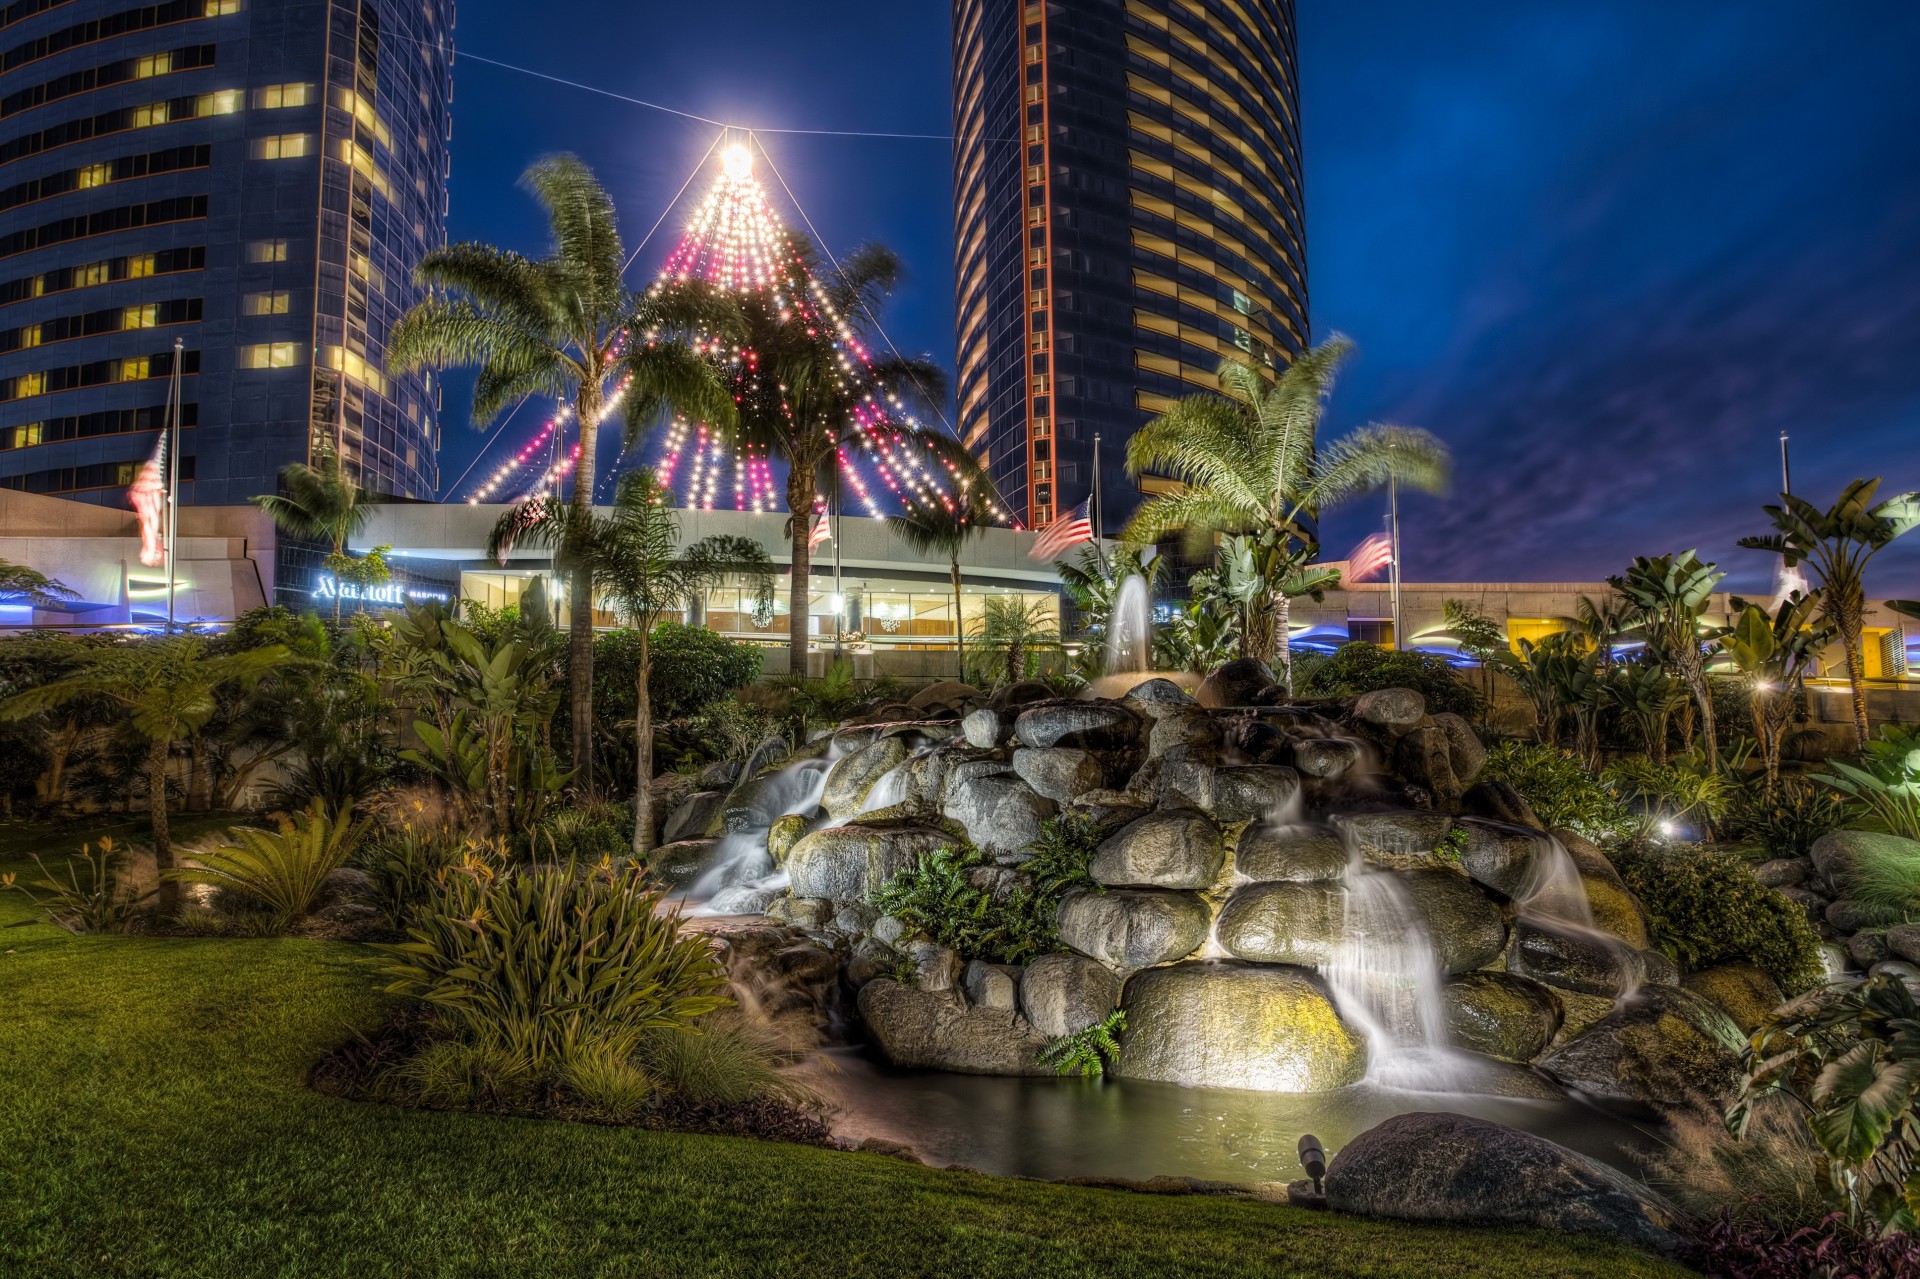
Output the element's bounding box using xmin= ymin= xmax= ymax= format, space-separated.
xmin=435 ymin=1 xmax=1920 ymax=596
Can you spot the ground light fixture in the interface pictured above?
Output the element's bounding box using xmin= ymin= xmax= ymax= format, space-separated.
xmin=1297 ymin=1134 xmax=1327 ymax=1192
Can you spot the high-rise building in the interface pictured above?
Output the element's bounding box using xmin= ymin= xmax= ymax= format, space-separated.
xmin=952 ymin=0 xmax=1307 ymax=535
xmin=0 ymin=0 xmax=453 ymax=509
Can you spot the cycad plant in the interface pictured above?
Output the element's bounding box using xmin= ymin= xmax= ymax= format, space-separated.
xmin=886 ymin=463 xmax=1000 ymax=676
xmin=389 ymin=154 xmax=734 ymax=795
xmin=1739 ymin=478 xmax=1920 ymax=749
xmin=1720 ymin=591 xmax=1835 ymax=795
xmin=1610 ymin=551 xmax=1726 ymax=769
xmin=1122 ymin=337 xmax=1449 ymax=686
xmin=170 ymin=800 xmax=372 ymax=932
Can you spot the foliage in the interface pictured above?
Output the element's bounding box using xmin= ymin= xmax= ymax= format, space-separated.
xmin=251 ymin=440 xmax=371 ymax=567
xmin=636 ymin=1011 xmax=813 ymax=1108
xmin=380 ymin=1036 xmax=535 ymax=1111
xmin=1734 ymin=971 xmax=1920 ymax=1229
xmin=1609 ymin=550 xmax=1727 ymax=766
xmin=0 ymin=555 xmax=75 ymax=608
xmin=1037 ymin=1011 xmax=1127 ymax=1080
xmin=1153 ymin=588 xmax=1241 ymax=676
xmin=1431 ymin=825 xmax=1469 ymax=866
xmin=1021 ymin=812 xmax=1104 ymax=897
xmin=1718 ymin=592 xmax=1834 ymax=794
xmin=354 ymin=826 xmax=469 ymax=932
xmin=558 ymin=1043 xmax=654 ymax=1122
xmin=0 ymin=837 xmax=150 ymax=933
xmin=1478 ymin=741 xmax=1634 ymax=841
xmin=1602 ymin=658 xmax=1688 ymax=765
xmin=1639 ymin=1099 xmax=1829 ymax=1228
xmin=965 ymin=597 xmax=1062 ymax=690
xmin=378 ymin=858 xmax=730 ymax=1073
xmin=594 ymin=622 xmax=763 ymax=727
xmin=888 ymin=465 xmax=1002 ymax=673
xmin=1835 ymin=837 xmax=1920 ymax=918
xmin=1615 ymin=845 xmax=1824 ymax=994
xmin=868 ymin=845 xmax=1058 ymax=966
xmin=767 ymin=657 xmax=870 ymax=729
xmin=1603 ymin=753 xmax=1736 ymax=839
xmin=525 ymin=802 xmax=635 ymax=864
xmin=1682 ymin=1209 xmax=1920 ymax=1279
xmin=1057 ymin=543 xmax=1163 ymax=678
xmin=1724 ymin=780 xmax=1848 ymax=860
xmin=1296 ymin=640 xmax=1480 ymax=718
xmin=169 ymin=802 xmax=372 ymax=933
xmin=1818 ymin=724 xmax=1920 ymax=841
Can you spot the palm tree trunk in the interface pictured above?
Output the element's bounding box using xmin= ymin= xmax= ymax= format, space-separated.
xmin=949 ymin=556 xmax=965 ymax=681
xmin=569 ymin=380 xmax=604 ymax=798
xmin=1839 ymin=614 xmax=1870 ymax=750
xmin=632 ymin=632 xmax=655 ymax=859
xmin=786 ymin=464 xmax=816 ymax=677
xmin=1684 ymin=651 xmax=1719 ymax=769
xmin=1274 ymin=594 xmax=1293 ymax=693
xmin=147 ymin=735 xmax=176 ymax=914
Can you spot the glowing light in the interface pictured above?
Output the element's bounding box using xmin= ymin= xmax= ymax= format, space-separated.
xmin=721 ymin=143 xmax=753 ymax=178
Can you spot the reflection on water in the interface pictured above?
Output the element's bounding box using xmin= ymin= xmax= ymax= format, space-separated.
xmin=811 ymin=1047 xmax=1658 ymax=1184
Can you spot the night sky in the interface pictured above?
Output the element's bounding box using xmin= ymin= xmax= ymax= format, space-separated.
xmin=436 ymin=1 xmax=1920 ymax=597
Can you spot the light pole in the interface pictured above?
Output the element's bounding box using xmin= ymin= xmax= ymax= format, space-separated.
xmin=163 ymin=336 xmax=183 ymax=632
xmin=1387 ymin=471 xmax=1402 ymax=651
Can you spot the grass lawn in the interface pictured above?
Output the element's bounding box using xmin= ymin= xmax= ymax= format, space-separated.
xmin=0 ymin=825 xmax=1691 ymax=1279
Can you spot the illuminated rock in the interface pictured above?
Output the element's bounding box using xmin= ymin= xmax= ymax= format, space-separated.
xmin=1116 ymin=961 xmax=1366 ymax=1091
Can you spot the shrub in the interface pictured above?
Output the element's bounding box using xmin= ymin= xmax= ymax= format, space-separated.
xmin=1615 ymin=846 xmax=1824 ymax=995
xmin=1037 ymin=1011 xmax=1126 ymax=1079
xmin=560 ymin=1043 xmax=655 ymax=1122
xmin=1818 ymin=724 xmax=1920 ymax=841
xmin=169 ymin=801 xmax=371 ymax=932
xmin=0 ymin=837 xmax=151 ymax=933
xmin=378 ymin=859 xmax=731 ymax=1072
xmin=1845 ymin=840 xmax=1920 ymax=917
xmin=1022 ymin=811 xmax=1104 ymax=896
xmin=525 ymin=802 xmax=634 ymax=862
xmin=379 ymin=1037 xmax=534 ymax=1110
xmin=354 ymin=826 xmax=467 ymax=932
xmin=636 ymin=1011 xmax=814 ymax=1107
xmin=1639 ymin=1099 xmax=1829 ymax=1228
xmin=868 ymin=845 xmax=1059 ymax=966
xmin=1683 ymin=1210 xmax=1920 ymax=1278
xmin=1296 ymin=641 xmax=1480 ymax=718
xmin=1724 ymin=780 xmax=1848 ymax=860
xmin=1603 ymin=754 xmax=1735 ymax=838
xmin=594 ymin=623 xmax=763 ymax=726
xmin=1480 ymin=741 xmax=1635 ymax=841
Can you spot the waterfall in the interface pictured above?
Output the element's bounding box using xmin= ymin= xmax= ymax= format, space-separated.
xmin=1511 ymin=830 xmax=1642 ymax=999
xmin=681 ymin=754 xmax=832 ymax=917
xmin=1106 ymin=575 xmax=1152 ymax=675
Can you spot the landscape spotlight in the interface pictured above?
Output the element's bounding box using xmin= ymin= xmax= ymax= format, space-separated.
xmin=1297 ymin=1133 xmax=1326 ymax=1192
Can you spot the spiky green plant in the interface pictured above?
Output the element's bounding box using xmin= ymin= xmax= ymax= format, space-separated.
xmin=0 ymin=837 xmax=151 ymax=934
xmin=1817 ymin=725 xmax=1920 ymax=842
xmin=169 ymin=801 xmax=372 ymax=932
xmin=1037 ymin=1011 xmax=1127 ymax=1079
xmin=1609 ymin=551 xmax=1726 ymax=768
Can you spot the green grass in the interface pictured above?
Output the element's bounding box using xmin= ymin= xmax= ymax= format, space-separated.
xmin=0 ymin=824 xmax=1687 ymax=1278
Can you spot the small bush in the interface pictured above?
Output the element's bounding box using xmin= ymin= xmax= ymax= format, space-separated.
xmin=1639 ymin=1099 xmax=1829 ymax=1228
xmin=1297 ymin=641 xmax=1480 ymax=717
xmin=1723 ymin=781 xmax=1848 ymax=860
xmin=1615 ymin=845 xmax=1824 ymax=994
xmin=379 ymin=1037 xmax=534 ymax=1110
xmin=0 ymin=837 xmax=151 ymax=934
xmin=869 ymin=845 xmax=1059 ymax=966
xmin=637 ymin=1012 xmax=814 ymax=1108
xmin=1603 ymin=755 xmax=1736 ymax=838
xmin=169 ymin=801 xmax=372 ymax=933
xmin=1037 ymin=1011 xmax=1126 ymax=1079
xmin=1022 ymin=811 xmax=1103 ymax=896
xmin=355 ymin=826 xmax=467 ymax=931
xmin=525 ymin=802 xmax=633 ymax=862
xmin=1480 ymin=741 xmax=1635 ymax=841
xmin=561 ymin=1044 xmax=655 ymax=1122
xmin=1845 ymin=840 xmax=1920 ymax=917
xmin=594 ymin=622 xmax=763 ymax=725
xmin=1684 ymin=1211 xmax=1920 ymax=1278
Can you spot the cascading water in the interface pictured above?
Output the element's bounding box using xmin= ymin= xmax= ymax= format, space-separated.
xmin=1510 ymin=830 xmax=1642 ymax=998
xmin=1105 ymin=575 xmax=1153 ymax=676
xmin=682 ymin=753 xmax=835 ymax=917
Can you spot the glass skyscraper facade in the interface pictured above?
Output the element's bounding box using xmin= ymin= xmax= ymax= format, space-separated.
xmin=0 ymin=0 xmax=453 ymax=509
xmin=952 ymin=0 xmax=1306 ymax=535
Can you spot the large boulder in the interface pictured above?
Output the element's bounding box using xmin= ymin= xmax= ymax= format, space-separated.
xmin=961 ymin=708 xmax=1014 ymax=750
xmin=988 ymin=679 xmax=1054 ymax=712
xmin=909 ymin=680 xmax=982 ymax=713
xmin=1345 ymin=811 xmax=1454 ymax=862
xmin=785 ymin=823 xmax=953 ymax=901
xmin=1012 ymin=747 xmax=1106 ymax=804
xmin=1147 ymin=707 xmax=1221 ymax=757
xmin=962 ymin=960 xmax=1022 ymax=1011
xmin=1812 ymin=830 xmax=1920 ymax=896
xmin=653 ymin=839 xmax=721 ymax=893
xmin=1536 ymin=985 xmax=1745 ymax=1110
xmin=1323 ymin=1112 xmax=1678 ymax=1249
xmin=1089 ymin=809 xmax=1225 ymax=890
xmin=1552 ymin=830 xmax=1651 ymax=949
xmin=1352 ymin=687 xmax=1426 ymax=733
xmin=1753 ymin=859 xmax=1809 ymax=888
xmin=1123 ymin=677 xmax=1197 ymax=709
xmin=1395 ymin=726 xmax=1464 ymax=806
xmin=1214 ymin=881 xmax=1345 ymax=966
xmin=1508 ymin=920 xmax=1645 ymax=997
xmin=940 ymin=774 xmax=1055 ymax=859
xmin=1399 ymin=868 xmax=1508 ymax=973
xmin=1291 ymin=736 xmax=1361 ymax=780
xmin=1205 ymin=764 xmax=1300 ymax=823
xmin=1461 ymin=779 xmax=1544 ymax=830
xmin=1681 ymin=962 xmax=1784 ymax=1033
xmin=767 ymin=814 xmax=809 ymax=866
xmin=1456 ymin=818 xmax=1546 ymax=899
xmin=1888 ymin=923 xmax=1920 ymax=965
xmin=1056 ymin=888 xmax=1211 ymax=975
xmin=1013 ymin=701 xmax=1138 ymax=750
xmin=1195 ymin=657 xmax=1278 ymax=708
xmin=1443 ymin=972 xmax=1562 ymax=1062
xmin=663 ymin=790 xmax=727 ymax=844
xmin=1233 ymin=824 xmax=1350 ymax=882
xmin=1430 ymin=712 xmax=1487 ymax=784
xmin=856 ymin=980 xmax=1053 ymax=1076
xmin=1020 ymin=952 xmax=1121 ymax=1038
xmin=822 ymin=736 xmax=913 ymax=818
xmin=1116 ymin=962 xmax=1365 ymax=1091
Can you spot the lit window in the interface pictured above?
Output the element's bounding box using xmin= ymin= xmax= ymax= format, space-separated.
xmin=129 ymin=103 xmax=168 ymax=128
xmin=205 ymin=0 xmax=242 ymax=12
xmin=236 ymin=342 xmax=302 ymax=369
xmin=251 ymin=133 xmax=309 ymax=160
xmin=19 ymin=327 xmax=40 ymax=348
xmin=246 ymin=240 xmax=289 ymax=263
xmin=75 ymin=163 xmax=112 ymax=189
xmin=13 ymin=424 xmax=41 ymax=448
xmin=126 ymin=254 xmax=156 ymax=279
xmin=16 ymin=372 xmax=44 ymax=396
xmin=30 ymin=276 xmax=46 ymax=297
xmin=132 ymin=52 xmax=174 ymax=79
xmin=1232 ymin=289 xmax=1252 ymax=315
xmin=124 ymin=304 xmax=159 ymax=330
xmin=242 ymin=291 xmax=290 ymax=316
xmin=77 ymin=262 xmax=109 ymax=287
xmin=119 ymin=358 xmax=150 ymax=381
xmin=253 ymin=83 xmax=312 ymax=109
xmin=197 ymin=90 xmax=243 ymax=116
xmin=116 ymin=462 xmax=137 ymax=486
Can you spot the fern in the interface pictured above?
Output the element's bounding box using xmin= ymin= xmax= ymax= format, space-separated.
xmin=1023 ymin=811 xmax=1103 ymax=896
xmin=1037 ymin=1011 xmax=1127 ymax=1079
xmin=868 ymin=845 xmax=1060 ymax=966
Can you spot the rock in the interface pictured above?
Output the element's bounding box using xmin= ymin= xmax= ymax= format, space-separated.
xmin=832 ymin=901 xmax=879 ymax=936
xmin=1323 ymin=1112 xmax=1678 ymax=1249
xmin=1069 ymin=792 xmax=1151 ymax=832
xmin=1012 ymin=747 xmax=1106 ymax=804
xmin=1123 ymin=677 xmax=1197 ymax=707
xmin=786 ymin=824 xmax=954 ymax=901
xmin=1352 ymin=687 xmax=1426 ymax=733
xmin=1779 ymin=886 xmax=1828 ymax=926
xmin=1508 ymin=920 xmax=1644 ymax=997
xmin=1291 ymin=737 xmax=1361 ymax=780
xmin=1580 ymin=873 xmax=1651 ymax=951
xmin=1395 ymin=726 xmax=1463 ymax=806
xmin=1827 ymin=899 xmax=1904 ymax=934
xmin=663 ymin=791 xmax=727 ymax=845
xmin=1056 ymin=888 xmax=1211 ymax=975
xmin=910 ymin=680 xmax=982 ymax=712
xmin=1089 ymin=809 xmax=1225 ymax=890
xmin=1553 ymin=989 xmax=1618 ymax=1042
xmin=1430 ymin=712 xmax=1487 ymax=784
xmin=1399 ymin=868 xmax=1508 ymax=973
xmin=988 ymin=679 xmax=1055 ymax=712
xmin=1013 ymin=701 xmax=1138 ymax=750
xmin=1821 ymin=942 xmax=1852 ymax=977
xmin=1812 ymin=830 xmax=1920 ymax=895
xmin=697 ymin=758 xmax=740 ymax=789
xmin=1020 ymin=952 xmax=1120 ymax=1038
xmin=767 ymin=814 xmax=809 ymax=866
xmin=1887 ymin=924 xmax=1920 ymax=965
xmin=1151 ymin=744 xmax=1216 ymax=810
xmin=782 ymin=897 xmax=832 ymax=930
xmin=1872 ymin=960 xmax=1920 ymax=993
xmin=1753 ymin=859 xmax=1809 ymax=889
xmin=821 ymin=736 xmax=913 ymax=818
xmin=964 ymin=864 xmax=1031 ymax=904
xmin=1233 ymin=824 xmax=1350 ymax=883
xmin=1455 ymin=818 xmax=1545 ymax=898
xmin=1195 ymin=657 xmax=1278 ymax=708
xmin=1205 ymin=765 xmax=1300 ymax=824
xmin=871 ymin=914 xmax=908 ymax=946
xmin=1214 ymin=881 xmax=1346 ymax=966
xmin=940 ymin=774 xmax=1055 ymax=859
xmin=652 ymin=839 xmax=721 ymax=893
xmin=962 ymin=960 xmax=1023 ymax=1011
xmin=846 ymin=937 xmax=899 ymax=987
xmin=940 ymin=755 xmax=1016 ymax=803
xmin=1640 ymin=949 xmax=1680 ymax=986
xmin=857 ymin=980 xmax=1053 ymax=1076
xmin=1345 ymin=811 xmax=1454 ymax=861
xmin=1682 ymin=963 xmax=1784 ymax=1033
xmin=962 ymin=708 xmax=1013 ymax=750
xmin=1536 ymin=985 xmax=1745 ymax=1110
xmin=1148 ymin=707 xmax=1221 ymax=757
xmin=905 ymin=940 xmax=962 ymax=993
xmin=1116 ymin=962 xmax=1365 ymax=1091
xmin=1461 ymin=779 xmax=1544 ymax=830
xmin=1443 ymin=973 xmax=1562 ymax=1062
xmin=1849 ymin=929 xmax=1891 ymax=967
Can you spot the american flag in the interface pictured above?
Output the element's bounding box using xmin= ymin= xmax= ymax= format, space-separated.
xmin=808 ymin=506 xmax=832 ymax=551
xmin=1343 ymin=532 xmax=1393 ymax=583
xmin=1030 ymin=498 xmax=1093 ymax=561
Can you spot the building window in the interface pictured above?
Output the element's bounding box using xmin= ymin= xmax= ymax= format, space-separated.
xmin=1232 ymin=289 xmax=1252 ymax=315
xmin=131 ymin=52 xmax=175 ymax=79
xmin=247 ymin=240 xmax=289 ymax=263
xmin=251 ymin=133 xmax=310 ymax=160
xmin=126 ymin=253 xmax=156 ymax=279
xmin=12 ymin=424 xmax=40 ymax=448
xmin=123 ymin=303 xmax=158 ymax=329
xmin=14 ymin=371 xmax=41 ymax=396
xmin=253 ymin=83 xmax=312 ymax=109
xmin=118 ymin=357 xmax=148 ymax=381
xmin=236 ymin=342 xmax=302 ymax=369
xmin=206 ymin=0 xmax=242 ymax=15
xmin=1349 ymin=619 xmax=1395 ymax=647
xmin=74 ymin=162 xmax=111 ymax=189
xmin=196 ymin=89 xmax=243 ymax=116
xmin=242 ymin=290 xmax=290 ymax=316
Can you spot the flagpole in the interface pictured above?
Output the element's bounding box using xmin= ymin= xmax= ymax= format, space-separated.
xmin=832 ymin=464 xmax=843 ymax=661
xmin=164 ymin=336 xmax=183 ymax=632
xmin=1388 ymin=473 xmax=1402 ymax=652
xmin=1091 ymin=433 xmax=1102 ymax=546
xmin=1779 ymin=430 xmax=1792 ymax=496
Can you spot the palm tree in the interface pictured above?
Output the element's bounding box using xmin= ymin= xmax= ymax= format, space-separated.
xmin=250 ymin=442 xmax=369 ymax=619
xmin=0 ymin=636 xmax=291 ymax=911
xmin=1610 ymin=552 xmax=1726 ymax=768
xmin=967 ymin=596 xmax=1060 ymax=690
xmin=1574 ymin=593 xmax=1640 ymax=675
xmin=887 ymin=466 xmax=1002 ymax=677
xmin=491 ymin=469 xmax=772 ymax=854
xmin=0 ymin=558 xmax=74 ymax=609
xmin=1121 ymin=336 xmax=1449 ymax=687
xmin=1739 ymin=479 xmax=1920 ymax=749
xmin=1720 ymin=592 xmax=1835 ymax=794
xmin=1057 ymin=542 xmax=1164 ymax=673
xmin=672 ymin=238 xmax=946 ymax=675
xmin=389 ymin=154 xmax=733 ymax=796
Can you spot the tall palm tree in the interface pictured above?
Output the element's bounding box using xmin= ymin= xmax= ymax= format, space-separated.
xmin=1121 ymin=336 xmax=1449 ymax=686
xmin=250 ymin=441 xmax=370 ymax=620
xmin=0 ymin=636 xmax=291 ymax=912
xmin=885 ymin=464 xmax=1000 ymax=676
xmin=1740 ymin=479 xmax=1920 ymax=749
xmin=389 ymin=154 xmax=732 ymax=795
xmin=491 ymin=469 xmax=772 ymax=854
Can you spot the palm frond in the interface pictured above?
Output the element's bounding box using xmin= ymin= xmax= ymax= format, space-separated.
xmin=522 ymin=153 xmax=625 ymax=321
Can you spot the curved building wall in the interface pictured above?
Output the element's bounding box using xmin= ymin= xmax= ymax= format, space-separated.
xmin=952 ymin=0 xmax=1306 ymax=533
xmin=0 ymin=0 xmax=452 ymax=509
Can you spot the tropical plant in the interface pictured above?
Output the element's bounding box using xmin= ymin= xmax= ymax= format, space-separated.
xmin=1724 ymin=779 xmax=1847 ymax=861
xmin=1740 ymin=479 xmax=1920 ymax=750
xmin=636 ymin=1010 xmax=814 ymax=1107
xmin=1121 ymin=337 xmax=1449 ymax=684
xmin=965 ymin=597 xmax=1061 ymax=690
xmin=1152 ymin=588 xmax=1240 ymax=676
xmin=1037 ymin=1011 xmax=1127 ymax=1080
xmin=1441 ymin=597 xmax=1507 ymax=712
xmin=0 ymin=556 xmax=74 ymax=608
xmin=888 ymin=463 xmax=1001 ymax=676
xmin=1614 ymin=846 xmax=1823 ymax=994
xmin=1733 ymin=971 xmax=1920 ymax=1228
xmin=1610 ymin=551 xmax=1726 ymax=768
xmin=765 ymin=657 xmax=869 ymax=729
xmin=1639 ymin=1099 xmax=1828 ymax=1229
xmin=389 ymin=154 xmax=735 ymax=795
xmin=867 ymin=845 xmax=1059 ymax=966
xmin=1574 ymin=593 xmax=1640 ymax=675
xmin=1021 ymin=811 xmax=1104 ymax=898
xmin=355 ymin=825 xmax=468 ymax=932
xmin=0 ymin=635 xmax=292 ymax=912
xmin=1056 ymin=542 xmax=1164 ymax=678
xmin=1297 ymin=640 xmax=1481 ymax=718
xmin=250 ymin=441 xmax=376 ymax=620
xmin=593 ymin=622 xmax=763 ymax=729
xmin=1507 ymin=632 xmax=1601 ymax=753
xmin=1604 ymin=754 xmax=1736 ymax=840
xmin=0 ymin=837 xmax=152 ymax=933
xmin=1719 ymin=592 xmax=1836 ymax=795
xmin=1479 ymin=741 xmax=1635 ymax=842
xmin=378 ymin=858 xmax=731 ymax=1075
xmin=169 ymin=801 xmax=372 ymax=932
xmin=1817 ymin=724 xmax=1920 ymax=842
xmin=1602 ymin=658 xmax=1687 ymax=765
